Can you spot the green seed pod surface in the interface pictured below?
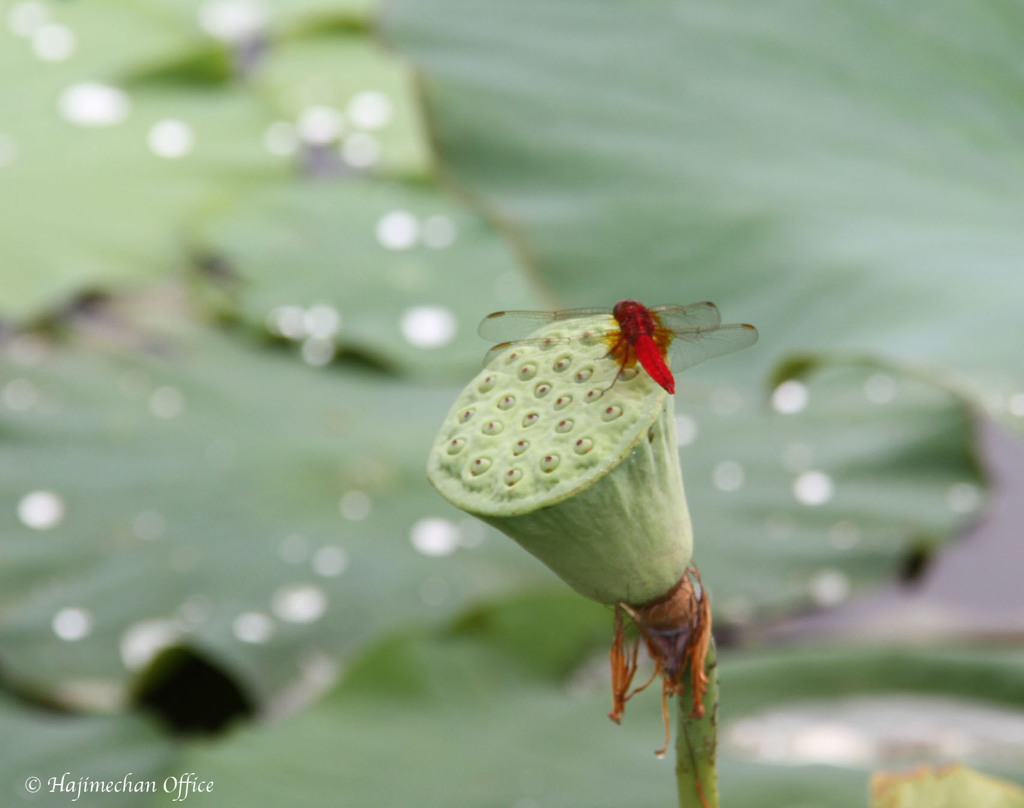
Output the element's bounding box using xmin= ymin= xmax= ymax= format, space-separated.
xmin=427 ymin=314 xmax=693 ymax=605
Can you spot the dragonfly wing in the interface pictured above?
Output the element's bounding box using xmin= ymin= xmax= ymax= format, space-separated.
xmin=649 ymin=302 xmax=722 ymax=331
xmin=665 ymin=324 xmax=758 ymax=373
xmin=478 ymin=307 xmax=612 ymax=341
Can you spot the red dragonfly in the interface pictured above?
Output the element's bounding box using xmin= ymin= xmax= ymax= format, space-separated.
xmin=478 ymin=299 xmax=757 ymax=394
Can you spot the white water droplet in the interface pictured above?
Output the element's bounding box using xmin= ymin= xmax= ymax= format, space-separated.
xmin=809 ymin=569 xmax=850 ymax=606
xmin=58 ymin=82 xmax=129 ymax=127
xmin=376 ymin=210 xmax=419 ymax=250
xmin=197 ymin=0 xmax=266 ymax=42
xmin=32 ymin=22 xmax=75 ymax=61
xmin=264 ymin=121 xmax=298 ymax=156
xmin=793 ymin=470 xmax=834 ymax=506
xmin=771 ymin=380 xmax=809 ymax=414
xmin=233 ymin=611 xmax=274 ymax=643
xmin=178 ymin=594 xmax=212 ymax=625
xmin=946 ymin=482 xmax=981 ymax=514
xmin=401 ymin=305 xmax=456 ymax=349
xmin=147 ymin=119 xmax=194 ymax=159
xmin=271 ymin=584 xmax=327 ymax=624
xmin=347 ymin=91 xmax=392 ymax=130
xmin=301 ymin=336 xmax=335 ymax=367
xmin=712 ymin=460 xmax=744 ymax=492
xmin=133 ymin=510 xmax=167 ymax=541
xmin=53 ymin=607 xmax=94 ymax=641
xmin=1009 ymin=393 xmax=1024 ymax=418
xmin=120 ymin=619 xmax=179 ymax=670
xmin=863 ymin=373 xmax=897 ymax=405
xmin=422 ymin=215 xmax=457 ymax=249
xmin=149 ymin=386 xmax=184 ymax=418
xmin=312 ymin=545 xmax=349 ymax=577
xmin=0 ymin=133 xmax=17 ymax=167
xmin=675 ymin=413 xmax=698 ymax=447
xmin=8 ymin=1 xmax=48 ymax=37
xmin=303 ymin=304 xmax=341 ymax=339
xmin=339 ymin=490 xmax=371 ymax=521
xmin=3 ymin=378 xmax=38 ymax=410
xmin=341 ymin=131 xmax=379 ymax=168
xmin=18 ymin=490 xmax=65 ymax=529
xmin=410 ymin=517 xmax=460 ymax=557
xmin=297 ymin=105 xmax=344 ymax=145
xmin=267 ymin=304 xmax=307 ymax=339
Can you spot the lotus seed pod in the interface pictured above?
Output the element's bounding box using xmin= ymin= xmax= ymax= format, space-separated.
xmin=427 ymin=313 xmax=692 ymax=605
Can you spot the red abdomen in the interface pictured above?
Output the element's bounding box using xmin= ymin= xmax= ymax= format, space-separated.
xmin=611 ymin=300 xmax=675 ymax=394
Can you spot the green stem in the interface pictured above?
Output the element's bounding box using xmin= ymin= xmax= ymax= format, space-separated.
xmin=674 ymin=638 xmax=718 ymax=808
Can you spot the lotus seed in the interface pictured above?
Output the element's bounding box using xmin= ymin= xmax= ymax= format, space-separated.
xmin=556 ymin=419 xmax=574 ymax=433
xmin=497 ymin=395 xmax=516 ymax=410
xmin=534 ymin=383 xmax=552 ymax=397
xmin=585 ymin=389 xmax=604 ymax=403
xmin=478 ymin=375 xmax=497 ymax=393
xmin=540 ymin=454 xmax=560 ymax=473
xmin=470 ymin=457 xmax=492 ymax=475
xmin=619 ymin=367 xmax=639 ymax=381
xmin=505 ymin=468 xmax=523 ymax=485
xmin=602 ymin=405 xmax=623 ymax=421
xmin=522 ymin=412 xmax=539 ymax=427
xmin=574 ymin=367 xmax=593 ymax=382
xmin=518 ymin=364 xmax=538 ymax=380
xmin=573 ymin=438 xmax=594 ymax=454
xmin=553 ymin=356 xmax=571 ymax=372
xmin=554 ymin=395 xmax=572 ymax=410
xmin=459 ymin=408 xmax=475 ymax=423
xmin=513 ymin=440 xmax=530 ymax=455
xmin=482 ymin=420 xmax=504 ymax=435
xmin=447 ymin=437 xmax=466 ymax=454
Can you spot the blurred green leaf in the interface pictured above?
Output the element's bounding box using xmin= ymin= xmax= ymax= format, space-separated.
xmin=383 ymin=0 xmax=1024 ymax=432
xmin=0 ymin=308 xmax=550 ymax=702
xmin=675 ymin=361 xmax=984 ymax=621
xmin=0 ymin=0 xmax=286 ymax=318
xmin=193 ymin=177 xmax=533 ymax=379
xmin=158 ymin=594 xmax=1024 ymax=808
xmin=0 ymin=690 xmax=175 ymax=808
xmin=253 ymin=31 xmax=431 ymax=177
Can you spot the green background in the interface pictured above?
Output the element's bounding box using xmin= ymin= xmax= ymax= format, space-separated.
xmin=1 ymin=0 xmax=1022 ymax=805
